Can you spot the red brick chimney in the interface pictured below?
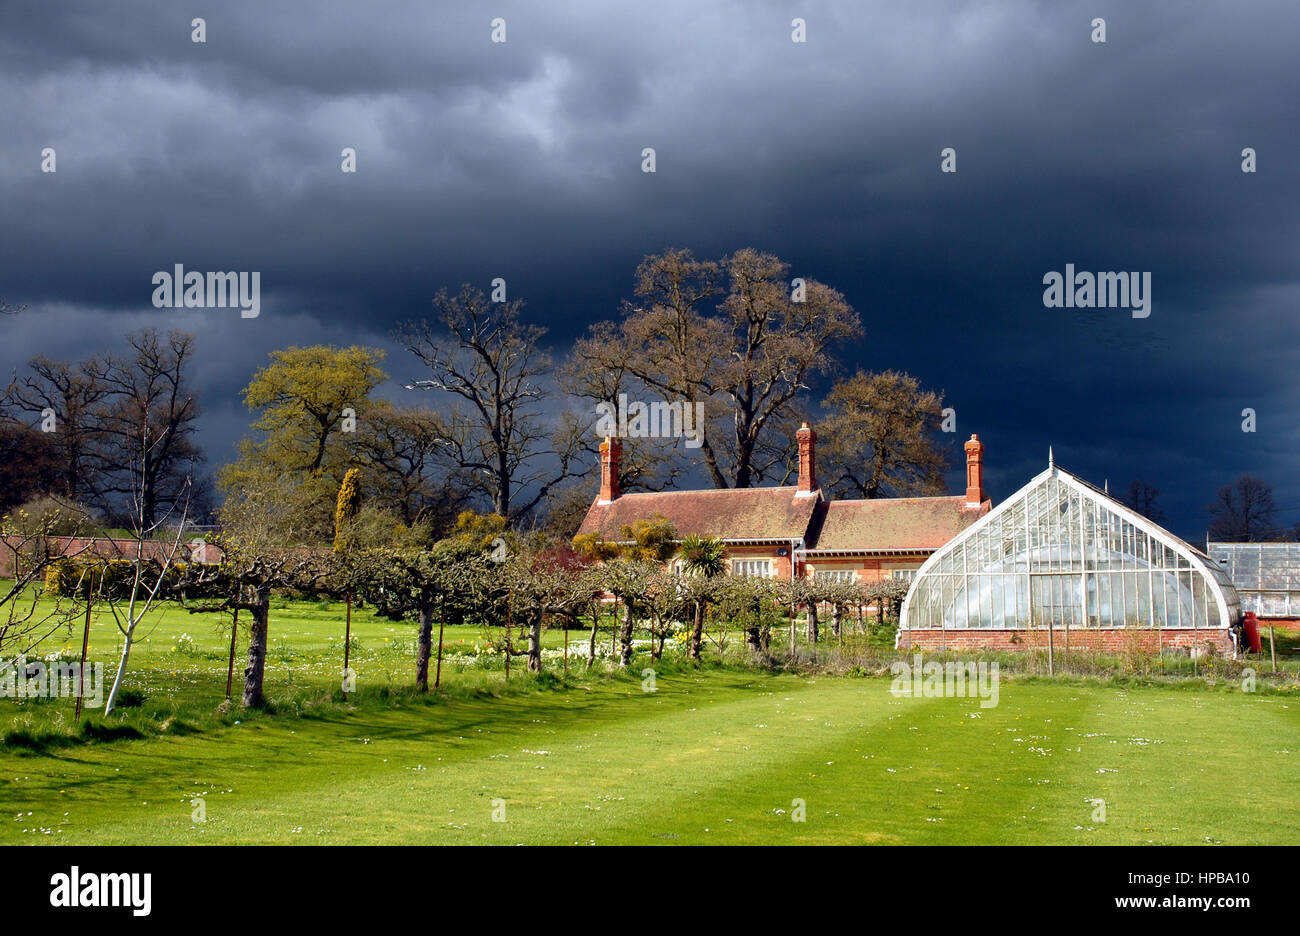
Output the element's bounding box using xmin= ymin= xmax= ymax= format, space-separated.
xmin=598 ymin=436 xmax=621 ymax=503
xmin=964 ymin=434 xmax=985 ymax=505
xmin=796 ymin=422 xmax=817 ymax=496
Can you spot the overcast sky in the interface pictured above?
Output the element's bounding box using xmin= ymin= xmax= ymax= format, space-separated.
xmin=2 ymin=0 xmax=1297 ymax=539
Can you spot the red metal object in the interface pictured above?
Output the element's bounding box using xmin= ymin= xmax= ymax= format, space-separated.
xmin=1243 ymin=612 xmax=1262 ymax=654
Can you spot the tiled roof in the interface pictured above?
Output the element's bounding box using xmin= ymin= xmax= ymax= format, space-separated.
xmin=803 ymin=496 xmax=989 ymax=552
xmin=575 ymin=486 xmax=821 ymax=542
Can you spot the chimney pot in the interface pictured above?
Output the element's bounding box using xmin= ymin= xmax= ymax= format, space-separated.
xmin=964 ymin=433 xmax=985 ymax=505
xmin=795 ymin=423 xmax=817 ymax=495
xmin=599 ymin=436 xmax=621 ymax=503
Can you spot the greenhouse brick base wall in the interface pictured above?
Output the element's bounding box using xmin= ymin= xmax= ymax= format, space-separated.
xmin=897 ymin=628 xmax=1233 ymax=655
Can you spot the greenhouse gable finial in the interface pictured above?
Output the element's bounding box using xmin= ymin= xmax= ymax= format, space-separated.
xmin=1048 ymin=445 xmax=1054 ymax=468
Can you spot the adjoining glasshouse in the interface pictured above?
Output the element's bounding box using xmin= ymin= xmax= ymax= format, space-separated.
xmin=899 ymin=457 xmax=1243 ymax=654
xmin=1208 ymin=542 xmax=1300 ymax=619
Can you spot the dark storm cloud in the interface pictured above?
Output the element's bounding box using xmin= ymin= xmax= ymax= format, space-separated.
xmin=1 ymin=0 xmax=1298 ymax=536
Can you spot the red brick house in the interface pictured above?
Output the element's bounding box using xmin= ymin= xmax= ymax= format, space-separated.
xmin=575 ymin=424 xmax=992 ymax=585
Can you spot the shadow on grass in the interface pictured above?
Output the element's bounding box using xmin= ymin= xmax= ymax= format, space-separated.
xmin=1 ymin=655 xmax=762 ymax=757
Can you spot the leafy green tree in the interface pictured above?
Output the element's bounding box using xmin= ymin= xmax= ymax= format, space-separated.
xmin=598 ymin=558 xmax=662 ymax=667
xmin=178 ymin=474 xmax=331 ymax=707
xmin=355 ymin=543 xmax=485 ymax=691
xmin=619 ymin=516 xmax=677 ymax=562
xmin=0 ymin=419 xmax=62 ymax=513
xmin=219 ymin=345 xmax=387 ymax=541
xmin=677 ymin=534 xmax=726 ymax=659
xmin=494 ymin=546 xmax=600 ymax=673
xmin=713 ymin=574 xmax=781 ymax=653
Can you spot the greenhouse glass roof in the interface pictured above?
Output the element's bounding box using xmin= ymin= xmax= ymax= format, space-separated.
xmin=901 ymin=462 xmax=1242 ymax=632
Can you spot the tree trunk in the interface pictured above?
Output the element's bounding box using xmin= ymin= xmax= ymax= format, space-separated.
xmin=415 ymin=605 xmax=433 ymax=691
xmin=690 ymin=600 xmax=705 ymax=660
xmin=527 ymin=610 xmax=543 ymax=673
xmin=806 ymin=603 xmax=820 ymax=643
xmin=619 ymin=601 xmax=635 ymax=667
xmin=242 ymin=592 xmax=271 ymax=708
xmin=104 ymin=616 xmax=137 ymax=717
xmin=587 ymin=601 xmax=599 ymax=668
xmin=832 ymin=604 xmax=843 ymax=639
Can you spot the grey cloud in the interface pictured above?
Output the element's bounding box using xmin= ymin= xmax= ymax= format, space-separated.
xmin=1 ymin=0 xmax=1298 ymax=536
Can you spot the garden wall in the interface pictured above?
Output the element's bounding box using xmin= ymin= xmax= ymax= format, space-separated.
xmin=0 ymin=535 xmax=222 ymax=578
xmin=897 ymin=626 xmax=1233 ymax=656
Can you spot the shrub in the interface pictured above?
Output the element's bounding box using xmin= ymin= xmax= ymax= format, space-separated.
xmin=43 ymin=557 xmax=187 ymax=599
xmin=44 ymin=558 xmax=135 ymax=598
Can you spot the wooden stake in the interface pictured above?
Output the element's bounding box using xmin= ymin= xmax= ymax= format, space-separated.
xmin=75 ymin=596 xmax=92 ymax=719
xmin=435 ymin=602 xmax=446 ymax=689
xmin=1047 ymin=618 xmax=1055 ymax=676
xmin=1270 ymin=625 xmax=1277 ymax=674
xmin=226 ymin=608 xmax=239 ymax=702
xmin=343 ymin=592 xmax=352 ymax=699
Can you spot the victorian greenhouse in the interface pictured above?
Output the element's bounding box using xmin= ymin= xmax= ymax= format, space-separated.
xmin=898 ymin=459 xmax=1242 ymax=653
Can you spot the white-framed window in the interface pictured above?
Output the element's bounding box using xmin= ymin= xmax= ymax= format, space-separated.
xmin=732 ymin=559 xmax=772 ymax=578
xmin=814 ymin=569 xmax=856 ymax=583
xmin=891 ymin=568 xmax=917 ymax=583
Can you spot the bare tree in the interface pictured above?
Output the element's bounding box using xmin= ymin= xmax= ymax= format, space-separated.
xmin=1121 ymin=480 xmax=1167 ymax=524
xmin=561 ymin=322 xmax=692 ymax=494
xmin=820 ymin=370 xmax=949 ymax=499
xmin=8 ymin=355 xmax=110 ymax=502
xmin=573 ymin=248 xmax=860 ymax=488
xmin=352 ymin=403 xmax=470 ymax=530
xmin=101 ymin=407 xmax=195 ymax=714
xmin=1208 ymin=475 xmax=1278 ymax=542
xmin=398 ymin=285 xmax=585 ymax=522
xmin=91 ymin=329 xmax=204 ymax=530
xmin=0 ymin=503 xmax=93 ymax=666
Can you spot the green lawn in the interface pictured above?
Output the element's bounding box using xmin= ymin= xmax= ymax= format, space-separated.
xmin=3 ymin=589 xmax=1297 ymax=844
xmin=3 ymin=669 xmax=1296 ymax=844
